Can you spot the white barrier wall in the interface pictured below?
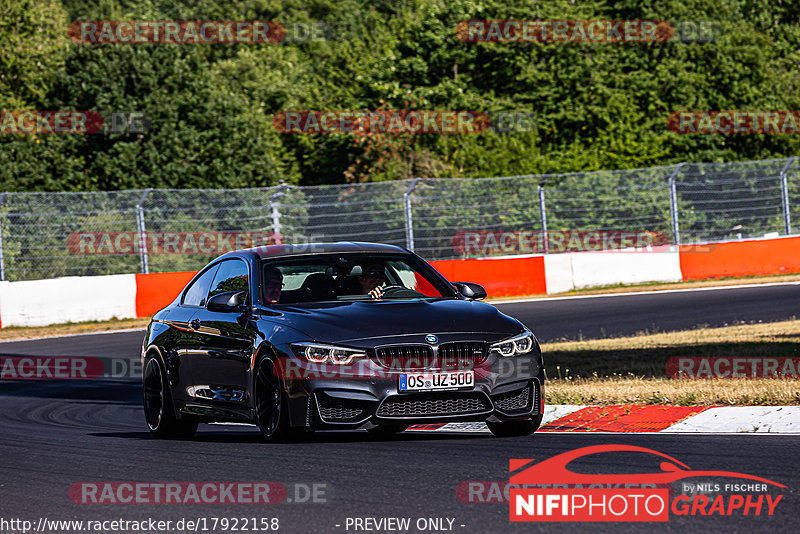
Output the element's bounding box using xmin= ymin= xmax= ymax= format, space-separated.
xmin=0 ymin=274 xmax=137 ymax=328
xmin=544 ymin=249 xmax=683 ymax=294
xmin=569 ymin=249 xmax=682 ymax=289
xmin=543 ymin=254 xmax=574 ymax=294
xmin=0 ymin=248 xmax=690 ymax=327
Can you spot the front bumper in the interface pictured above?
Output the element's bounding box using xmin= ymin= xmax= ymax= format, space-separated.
xmin=279 ymin=350 xmax=544 ymax=429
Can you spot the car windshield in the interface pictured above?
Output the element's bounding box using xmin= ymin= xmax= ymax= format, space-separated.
xmin=260 ymin=253 xmax=456 ymax=304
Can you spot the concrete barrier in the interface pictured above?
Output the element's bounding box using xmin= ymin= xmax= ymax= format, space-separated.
xmin=543 ymin=254 xmax=574 ymax=294
xmin=431 ymin=255 xmax=546 ymax=298
xmin=0 ymin=274 xmax=137 ymax=328
xmin=134 ymin=271 xmax=196 ymax=317
xmin=0 ymin=236 xmax=798 ymax=327
xmin=680 ymin=236 xmax=800 ymax=280
xmin=568 ymin=247 xmax=682 ymax=289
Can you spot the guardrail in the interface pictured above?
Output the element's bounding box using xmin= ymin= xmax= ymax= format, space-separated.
xmin=0 ymin=157 xmax=798 ymax=281
xmin=2 ymin=234 xmax=799 ymax=328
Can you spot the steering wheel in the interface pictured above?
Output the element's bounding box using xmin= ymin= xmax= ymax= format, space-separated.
xmin=379 ymin=285 xmax=419 ymax=298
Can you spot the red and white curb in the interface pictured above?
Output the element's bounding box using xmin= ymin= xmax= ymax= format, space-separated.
xmin=407 ymin=405 xmax=800 ymax=434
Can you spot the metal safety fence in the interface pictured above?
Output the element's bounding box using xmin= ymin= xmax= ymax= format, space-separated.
xmin=0 ymin=157 xmax=798 ymax=281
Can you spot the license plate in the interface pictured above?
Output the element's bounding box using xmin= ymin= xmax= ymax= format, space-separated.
xmin=398 ymin=371 xmax=474 ymax=391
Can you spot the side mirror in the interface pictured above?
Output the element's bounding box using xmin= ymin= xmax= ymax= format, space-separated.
xmin=207 ymin=291 xmax=248 ymax=312
xmin=454 ymin=282 xmax=487 ymax=300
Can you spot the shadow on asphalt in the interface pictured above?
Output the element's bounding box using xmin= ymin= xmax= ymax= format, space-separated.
xmin=89 ymin=428 xmax=492 ymax=444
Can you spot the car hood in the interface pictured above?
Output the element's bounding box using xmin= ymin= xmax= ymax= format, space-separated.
xmin=260 ymin=298 xmax=524 ymax=345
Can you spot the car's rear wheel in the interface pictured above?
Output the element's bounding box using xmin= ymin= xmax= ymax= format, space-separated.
xmin=366 ymin=424 xmax=409 ymax=437
xmin=487 ymin=414 xmax=543 ymax=437
xmin=254 ymin=359 xmax=293 ymax=442
xmin=143 ymin=355 xmax=197 ymax=439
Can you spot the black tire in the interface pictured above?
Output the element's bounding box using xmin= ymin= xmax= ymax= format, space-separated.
xmin=254 ymin=359 xmax=294 ymax=442
xmin=487 ymin=414 xmax=543 ymax=437
xmin=367 ymin=424 xmax=409 ymax=437
xmin=142 ymin=355 xmax=198 ymax=439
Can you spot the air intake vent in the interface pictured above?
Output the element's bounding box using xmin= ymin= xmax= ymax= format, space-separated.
xmin=315 ymin=393 xmax=372 ymax=423
xmin=377 ymin=392 xmax=491 ymax=417
xmin=492 ymin=384 xmax=532 ymax=414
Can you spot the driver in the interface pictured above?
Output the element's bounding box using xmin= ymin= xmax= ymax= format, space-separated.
xmin=264 ymin=266 xmax=283 ymax=303
xmin=357 ymin=262 xmax=385 ymax=300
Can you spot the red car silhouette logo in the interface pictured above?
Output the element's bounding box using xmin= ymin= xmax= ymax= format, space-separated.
xmin=510 ymin=444 xmax=785 ymax=487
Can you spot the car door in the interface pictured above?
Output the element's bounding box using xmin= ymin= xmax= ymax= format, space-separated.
xmin=161 ymin=263 xmax=220 ymax=404
xmin=187 ymin=258 xmax=256 ymax=409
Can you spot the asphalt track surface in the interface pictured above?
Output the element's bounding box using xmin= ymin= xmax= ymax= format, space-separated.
xmin=3 ymin=282 xmax=800 ymax=363
xmin=2 ymin=283 xmax=799 ymax=533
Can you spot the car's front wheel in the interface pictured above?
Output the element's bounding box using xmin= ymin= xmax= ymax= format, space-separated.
xmin=254 ymin=359 xmax=294 ymax=442
xmin=142 ymin=355 xmax=197 ymax=439
xmin=487 ymin=415 xmax=543 ymax=437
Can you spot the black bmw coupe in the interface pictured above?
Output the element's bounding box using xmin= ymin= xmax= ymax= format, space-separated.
xmin=141 ymin=242 xmax=544 ymax=441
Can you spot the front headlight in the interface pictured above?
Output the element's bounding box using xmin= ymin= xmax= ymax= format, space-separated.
xmin=491 ymin=331 xmax=535 ymax=357
xmin=291 ymin=342 xmax=367 ymax=365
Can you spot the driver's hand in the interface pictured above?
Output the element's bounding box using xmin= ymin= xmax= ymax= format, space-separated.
xmin=368 ymin=286 xmax=383 ymax=300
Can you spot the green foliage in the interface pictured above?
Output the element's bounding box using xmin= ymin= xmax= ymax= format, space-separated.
xmin=2 ymin=0 xmax=800 ymax=188
xmin=0 ymin=0 xmax=70 ymax=109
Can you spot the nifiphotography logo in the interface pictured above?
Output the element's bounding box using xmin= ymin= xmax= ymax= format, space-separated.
xmin=509 ymin=445 xmax=785 ymax=522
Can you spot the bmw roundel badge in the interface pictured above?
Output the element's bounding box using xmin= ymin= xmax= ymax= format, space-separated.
xmin=425 ymin=334 xmax=438 ymax=344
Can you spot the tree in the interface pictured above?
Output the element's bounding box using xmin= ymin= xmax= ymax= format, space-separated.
xmin=0 ymin=0 xmax=70 ymax=109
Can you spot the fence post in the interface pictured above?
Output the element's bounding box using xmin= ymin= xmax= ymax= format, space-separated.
xmin=780 ymin=157 xmax=796 ymax=235
xmin=269 ymin=181 xmax=287 ymax=237
xmin=0 ymin=192 xmax=6 ymax=281
xmin=667 ymin=162 xmax=686 ymax=246
xmin=538 ymin=172 xmax=550 ymax=253
xmin=136 ymin=189 xmax=152 ymax=274
xmin=403 ymin=178 xmax=421 ymax=251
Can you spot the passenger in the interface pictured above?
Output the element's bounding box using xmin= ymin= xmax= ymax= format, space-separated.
xmin=358 ymin=262 xmax=385 ymax=300
xmin=264 ymin=266 xmax=283 ymax=303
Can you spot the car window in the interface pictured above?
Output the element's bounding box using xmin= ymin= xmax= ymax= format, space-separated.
xmin=209 ymin=259 xmax=250 ymax=299
xmin=385 ymin=260 xmax=442 ymax=297
xmin=182 ymin=264 xmax=219 ymax=307
xmin=280 ymin=264 xmax=330 ymax=290
xmin=261 ymin=254 xmax=451 ymax=304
